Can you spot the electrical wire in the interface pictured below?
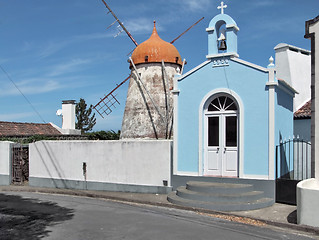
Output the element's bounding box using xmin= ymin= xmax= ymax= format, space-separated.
xmin=0 ymin=64 xmax=46 ymax=123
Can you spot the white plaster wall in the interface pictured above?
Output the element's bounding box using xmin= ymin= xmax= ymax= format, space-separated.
xmin=297 ymin=178 xmax=319 ymax=227
xmin=62 ymin=101 xmax=76 ymax=130
xmin=0 ymin=141 xmax=12 ymax=176
xmin=275 ymin=43 xmax=311 ymax=111
xmin=310 ymin=20 xmax=319 ymax=179
xmin=29 ymin=140 xmax=172 ymax=187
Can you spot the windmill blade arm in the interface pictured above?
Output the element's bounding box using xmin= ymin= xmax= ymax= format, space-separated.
xmin=101 ymin=0 xmax=138 ymax=46
xmin=93 ymin=75 xmax=130 ymax=118
xmin=170 ymin=17 xmax=204 ymax=44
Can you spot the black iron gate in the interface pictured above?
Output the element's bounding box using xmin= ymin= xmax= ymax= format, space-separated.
xmin=276 ymin=138 xmax=311 ymax=205
xmin=12 ymin=144 xmax=29 ymax=184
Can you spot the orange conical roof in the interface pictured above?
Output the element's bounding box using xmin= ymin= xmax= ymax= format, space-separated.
xmin=130 ymin=21 xmax=182 ymax=67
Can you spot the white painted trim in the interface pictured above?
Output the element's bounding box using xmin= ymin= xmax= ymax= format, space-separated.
xmin=206 ymin=27 xmax=215 ymax=32
xmin=206 ymin=52 xmax=239 ymax=59
xmin=198 ymin=89 xmax=244 ymax=178
xmin=268 ymin=68 xmax=275 ymax=180
xmin=226 ymin=24 xmax=240 ymax=31
xmin=274 ymin=43 xmax=311 ymax=55
xmin=242 ymin=174 xmax=269 ymax=180
xmin=175 ymin=171 xmax=200 ymax=176
xmin=177 ymin=60 xmax=211 ymax=82
xmin=277 ymin=79 xmax=298 ymax=95
xmin=265 ymin=82 xmax=277 ymax=87
xmin=266 ymin=80 xmax=297 ymax=97
xmin=173 ymin=75 xmax=181 ymax=175
xmin=49 ymin=122 xmax=81 ymax=135
xmin=231 ymin=57 xmax=269 ymax=73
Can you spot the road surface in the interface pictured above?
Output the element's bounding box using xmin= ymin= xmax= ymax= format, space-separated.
xmin=0 ymin=191 xmax=315 ymax=240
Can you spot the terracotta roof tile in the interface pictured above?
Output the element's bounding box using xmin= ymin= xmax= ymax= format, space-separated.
xmin=294 ymin=100 xmax=311 ymax=118
xmin=0 ymin=121 xmax=62 ymax=137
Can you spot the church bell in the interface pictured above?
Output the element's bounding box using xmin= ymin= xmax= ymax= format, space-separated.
xmin=219 ymin=39 xmax=227 ymax=51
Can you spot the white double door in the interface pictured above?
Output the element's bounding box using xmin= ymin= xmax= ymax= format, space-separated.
xmin=204 ymin=113 xmax=238 ymax=177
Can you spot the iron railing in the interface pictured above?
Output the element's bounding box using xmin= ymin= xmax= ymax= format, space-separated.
xmin=276 ymin=138 xmax=311 ymax=180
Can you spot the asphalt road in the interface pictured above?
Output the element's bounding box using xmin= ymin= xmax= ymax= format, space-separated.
xmin=0 ymin=191 xmax=315 ymax=240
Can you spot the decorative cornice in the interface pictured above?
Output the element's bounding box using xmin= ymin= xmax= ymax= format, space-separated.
xmin=206 ymin=52 xmax=239 ymax=59
xmin=212 ymin=58 xmax=229 ymax=67
xmin=226 ymin=24 xmax=240 ymax=31
xmin=231 ymin=57 xmax=268 ymax=72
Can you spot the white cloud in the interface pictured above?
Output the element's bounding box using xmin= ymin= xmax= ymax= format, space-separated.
xmin=0 ymin=112 xmax=35 ymax=121
xmin=0 ymin=78 xmax=61 ymax=97
xmin=237 ymin=0 xmax=276 ymax=14
xmin=0 ymin=58 xmax=9 ymax=64
xmin=180 ymin=0 xmax=211 ymax=12
xmin=250 ymin=1 xmax=275 ymax=8
xmin=125 ymin=18 xmax=154 ymax=34
xmin=38 ymin=41 xmax=70 ymax=59
xmin=38 ymin=32 xmax=113 ymax=59
xmin=47 ymin=58 xmax=92 ymax=77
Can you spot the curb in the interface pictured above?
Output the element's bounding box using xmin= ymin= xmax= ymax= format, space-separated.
xmin=1 ymin=185 xmax=318 ymax=236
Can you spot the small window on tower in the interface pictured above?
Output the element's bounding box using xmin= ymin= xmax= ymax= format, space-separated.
xmin=145 ymin=55 xmax=149 ymax=62
xmin=175 ymin=57 xmax=179 ymax=63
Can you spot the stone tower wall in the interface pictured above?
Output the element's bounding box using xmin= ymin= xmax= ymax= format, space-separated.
xmin=121 ymin=62 xmax=180 ymax=139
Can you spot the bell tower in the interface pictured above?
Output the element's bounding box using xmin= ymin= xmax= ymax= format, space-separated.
xmin=206 ymin=2 xmax=239 ymax=58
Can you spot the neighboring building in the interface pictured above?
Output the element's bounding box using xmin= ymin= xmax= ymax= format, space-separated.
xmin=275 ymin=43 xmax=312 ymax=143
xmin=0 ymin=121 xmax=62 ymax=138
xmin=294 ymin=100 xmax=311 ymax=142
xmin=53 ymin=100 xmax=81 ymax=135
xmin=274 ymin=43 xmax=311 ymax=112
xmin=0 ymin=100 xmax=81 ymax=140
xmin=297 ymin=14 xmax=319 ymax=228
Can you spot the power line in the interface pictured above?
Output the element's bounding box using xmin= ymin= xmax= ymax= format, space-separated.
xmin=0 ymin=64 xmax=46 ymax=123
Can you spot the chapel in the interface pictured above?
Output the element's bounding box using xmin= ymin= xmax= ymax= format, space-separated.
xmin=167 ymin=2 xmax=297 ymax=209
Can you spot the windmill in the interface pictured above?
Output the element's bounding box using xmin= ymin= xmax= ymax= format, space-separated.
xmin=93 ymin=0 xmax=204 ymax=139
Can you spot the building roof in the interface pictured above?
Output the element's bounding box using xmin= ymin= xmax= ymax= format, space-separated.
xmin=294 ymin=100 xmax=311 ymax=119
xmin=0 ymin=121 xmax=62 ymax=137
xmin=130 ymin=21 xmax=182 ymax=67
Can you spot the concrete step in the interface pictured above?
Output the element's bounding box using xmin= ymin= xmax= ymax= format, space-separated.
xmin=176 ymin=186 xmax=264 ymax=203
xmin=186 ymin=181 xmax=254 ymax=194
xmin=167 ymin=192 xmax=274 ymax=212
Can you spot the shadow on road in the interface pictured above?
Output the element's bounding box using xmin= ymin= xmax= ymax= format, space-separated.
xmin=0 ymin=193 xmax=74 ymax=240
xmin=287 ymin=209 xmax=297 ymax=224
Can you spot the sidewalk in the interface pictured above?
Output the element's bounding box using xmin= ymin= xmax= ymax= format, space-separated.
xmin=0 ymin=185 xmax=318 ymax=237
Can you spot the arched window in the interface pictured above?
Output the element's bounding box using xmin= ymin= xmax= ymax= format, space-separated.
xmin=208 ymin=96 xmax=237 ymax=112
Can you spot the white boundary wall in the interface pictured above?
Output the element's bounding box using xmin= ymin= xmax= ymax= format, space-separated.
xmin=0 ymin=141 xmax=13 ymax=185
xmin=29 ymin=140 xmax=172 ymax=191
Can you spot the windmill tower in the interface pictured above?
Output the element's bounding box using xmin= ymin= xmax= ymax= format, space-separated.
xmin=120 ymin=21 xmax=183 ymax=139
xmin=94 ymin=1 xmax=203 ymax=138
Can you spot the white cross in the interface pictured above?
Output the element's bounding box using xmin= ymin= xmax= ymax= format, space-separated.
xmin=217 ymin=1 xmax=227 ymax=14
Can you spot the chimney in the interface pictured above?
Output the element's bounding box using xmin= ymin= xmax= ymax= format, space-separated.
xmin=62 ymin=100 xmax=76 ymax=130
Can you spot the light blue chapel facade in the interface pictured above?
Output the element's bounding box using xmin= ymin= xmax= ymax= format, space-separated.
xmin=172 ymin=10 xmax=296 ymax=181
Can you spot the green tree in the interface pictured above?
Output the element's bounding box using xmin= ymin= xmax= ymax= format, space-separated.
xmin=85 ymin=130 xmax=121 ymax=140
xmin=76 ymin=98 xmax=96 ymax=133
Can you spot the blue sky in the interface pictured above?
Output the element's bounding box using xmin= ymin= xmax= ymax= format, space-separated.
xmin=0 ymin=0 xmax=318 ymax=131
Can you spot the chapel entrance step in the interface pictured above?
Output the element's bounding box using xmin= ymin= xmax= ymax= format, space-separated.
xmin=186 ymin=181 xmax=254 ymax=194
xmin=167 ymin=181 xmax=274 ymax=211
